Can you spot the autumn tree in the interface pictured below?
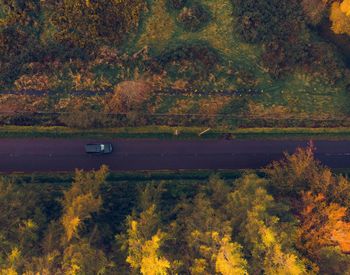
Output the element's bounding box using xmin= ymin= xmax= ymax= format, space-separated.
xmin=0 ymin=177 xmax=46 ymax=274
xmin=0 ymin=248 xmax=21 ymax=275
xmin=244 ymin=211 xmax=307 ymax=275
xmin=162 ymin=176 xmax=249 ymax=274
xmin=120 ymin=205 xmax=170 ymax=274
xmin=317 ymin=246 xmax=350 ymax=274
xmin=61 ymin=165 xmax=108 ymax=243
xmin=188 ymin=230 xmax=248 ymax=275
xmin=263 ymin=145 xmax=350 ymax=273
xmin=21 ymin=166 xmax=112 ymax=275
xmin=264 ymin=144 xmax=319 ymax=196
xmin=215 ymin=237 xmax=248 ymax=275
xmin=330 ymin=0 xmax=350 ymax=35
xmin=3 ymin=155 xmax=350 ymax=274
xmin=138 ymin=232 xmax=170 ymax=275
xmin=166 ymin=192 xmax=232 ymax=273
xmin=297 ymin=192 xmax=350 ymax=258
xmin=226 ymin=174 xmax=270 ymax=231
xmin=265 ymin=144 xmax=350 ymax=207
xmin=61 ymin=241 xmax=109 ymax=275
xmin=227 ymin=174 xmax=308 ymax=274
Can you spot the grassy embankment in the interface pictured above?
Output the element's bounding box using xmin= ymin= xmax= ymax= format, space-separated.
xmin=7 ymin=170 xmax=245 ymax=183
xmin=2 ymin=125 xmax=350 ymax=139
xmin=131 ymin=0 xmax=350 ymax=117
xmin=6 ymin=168 xmax=350 ymax=184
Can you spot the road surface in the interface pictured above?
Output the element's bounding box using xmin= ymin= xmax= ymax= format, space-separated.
xmin=0 ymin=139 xmax=349 ymax=172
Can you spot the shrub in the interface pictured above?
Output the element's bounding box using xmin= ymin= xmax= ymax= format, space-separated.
xmin=107 ymin=80 xmax=153 ymax=113
xmin=14 ymin=74 xmax=52 ymax=91
xmin=153 ymin=43 xmax=220 ymax=81
xmin=167 ymin=0 xmax=187 ymax=10
xmin=59 ymin=105 xmax=111 ymax=129
xmin=177 ymin=4 xmax=211 ymax=32
xmin=48 ymin=0 xmax=147 ymax=49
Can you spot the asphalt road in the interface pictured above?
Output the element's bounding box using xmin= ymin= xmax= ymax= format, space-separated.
xmin=0 ymin=139 xmax=350 ymax=172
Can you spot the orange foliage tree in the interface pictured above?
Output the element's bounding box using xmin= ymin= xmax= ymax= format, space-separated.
xmin=330 ymin=0 xmax=350 ymax=35
xmin=297 ymin=191 xmax=350 ymax=258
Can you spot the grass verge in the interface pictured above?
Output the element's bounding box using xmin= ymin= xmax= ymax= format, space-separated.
xmin=6 ymin=170 xmax=247 ymax=184
xmin=6 ymin=169 xmax=350 ymax=184
xmin=2 ymin=125 xmax=350 ymax=140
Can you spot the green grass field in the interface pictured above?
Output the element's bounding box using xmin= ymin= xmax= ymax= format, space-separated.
xmin=3 ymin=125 xmax=350 ymax=140
xmin=2 ymin=0 xmax=349 ymax=126
xmin=130 ymin=0 xmax=349 ymax=117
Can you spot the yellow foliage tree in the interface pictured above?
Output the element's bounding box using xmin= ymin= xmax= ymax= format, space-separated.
xmin=125 ymin=220 xmax=143 ymax=270
xmin=123 ymin=205 xmax=170 ymax=274
xmin=330 ymin=1 xmax=350 ymax=35
xmin=264 ymin=244 xmax=307 ymax=275
xmin=61 ymin=165 xmax=108 ymax=243
xmin=215 ymin=236 xmax=248 ymax=275
xmin=187 ymin=230 xmax=248 ymax=275
xmin=244 ymin=208 xmax=307 ymax=275
xmin=0 ymin=248 xmax=21 ymax=275
xmin=62 ymin=241 xmax=109 ymax=275
xmin=124 ymin=205 xmax=160 ymax=269
xmin=61 ymin=193 xmax=102 ymax=242
xmin=190 ymin=259 xmax=208 ymax=275
xmin=228 ymin=174 xmax=307 ymax=274
xmin=341 ymin=0 xmax=350 ymax=16
xmin=258 ymin=227 xmax=307 ymax=275
xmin=140 ymin=232 xmax=171 ymax=275
xmin=125 ymin=220 xmax=170 ymax=274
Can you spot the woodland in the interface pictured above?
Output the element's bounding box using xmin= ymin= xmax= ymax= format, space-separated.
xmin=1 ymin=146 xmax=350 ymax=274
xmin=2 ymin=2 xmax=350 ymax=273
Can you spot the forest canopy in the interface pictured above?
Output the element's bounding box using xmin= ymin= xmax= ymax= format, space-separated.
xmin=1 ymin=146 xmax=350 ymax=274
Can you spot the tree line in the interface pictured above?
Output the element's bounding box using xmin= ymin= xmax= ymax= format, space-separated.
xmin=1 ymin=145 xmax=350 ymax=274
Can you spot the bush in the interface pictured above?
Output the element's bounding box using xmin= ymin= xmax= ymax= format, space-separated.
xmin=59 ymin=106 xmax=111 ymax=129
xmin=153 ymin=43 xmax=220 ymax=81
xmin=167 ymin=0 xmax=187 ymax=10
xmin=48 ymin=0 xmax=147 ymax=49
xmin=177 ymin=4 xmax=211 ymax=32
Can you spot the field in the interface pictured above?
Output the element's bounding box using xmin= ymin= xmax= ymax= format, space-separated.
xmin=1 ymin=0 xmax=350 ymax=127
xmin=126 ymin=0 xmax=350 ymax=117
